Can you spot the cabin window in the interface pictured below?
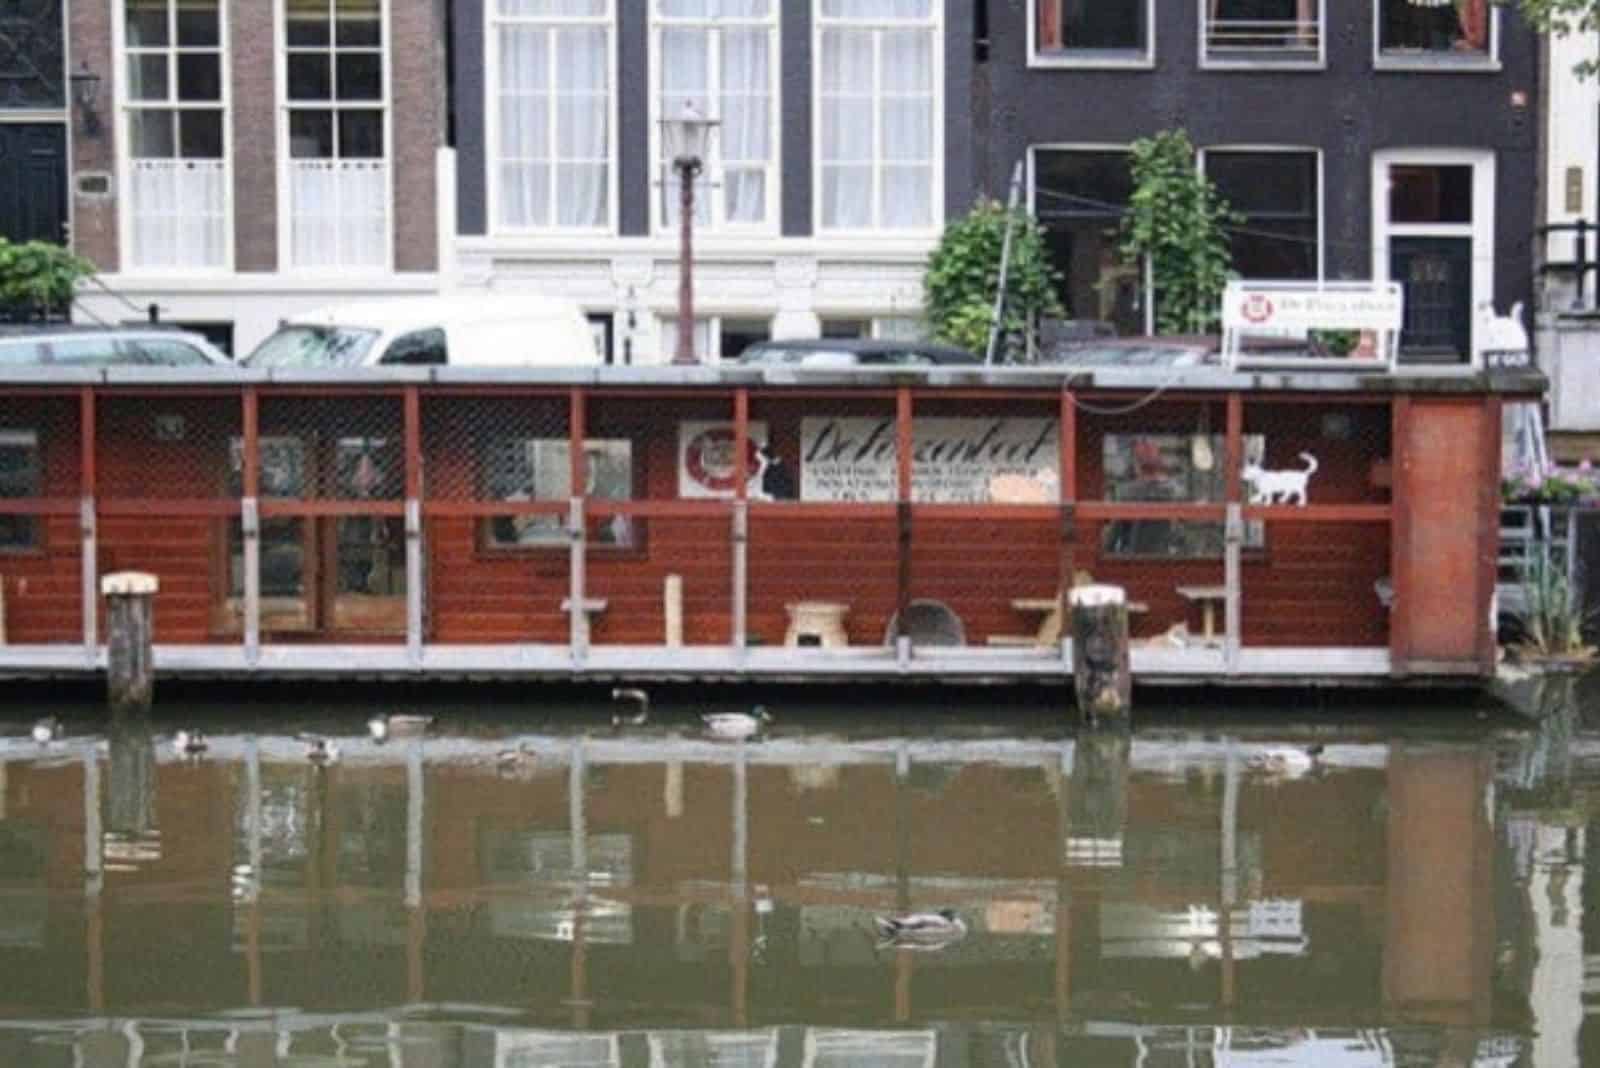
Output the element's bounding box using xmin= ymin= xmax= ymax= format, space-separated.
xmin=0 ymin=430 xmax=40 ymax=551
xmin=1100 ymin=433 xmax=1265 ymax=558
xmin=1203 ymin=149 xmax=1320 ymax=280
xmin=484 ymin=438 xmax=636 ymax=550
xmin=1033 ymin=0 xmax=1151 ymax=64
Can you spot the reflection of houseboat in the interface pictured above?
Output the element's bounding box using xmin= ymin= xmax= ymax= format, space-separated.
xmin=0 ymin=364 xmax=1536 ymax=684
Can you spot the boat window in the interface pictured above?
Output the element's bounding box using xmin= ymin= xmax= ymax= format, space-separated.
xmin=0 ymin=429 xmax=40 ymax=551
xmin=1101 ymin=433 xmax=1265 ymax=558
xmin=483 ymin=437 xmax=637 ymax=551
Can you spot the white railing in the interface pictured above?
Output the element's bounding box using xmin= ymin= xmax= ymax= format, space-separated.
xmin=288 ymin=158 xmax=390 ymax=271
xmin=1204 ymin=17 xmax=1320 ymax=58
xmin=128 ymin=159 xmax=227 ymax=270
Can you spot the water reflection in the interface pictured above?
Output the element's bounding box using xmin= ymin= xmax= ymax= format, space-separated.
xmin=0 ymin=697 xmax=1592 ymax=1065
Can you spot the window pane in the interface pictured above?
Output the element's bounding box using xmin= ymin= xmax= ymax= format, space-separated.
xmin=339 ymin=110 xmax=385 ymax=158
xmin=498 ymin=0 xmax=607 ymax=15
xmin=821 ymin=0 xmax=931 ymax=17
xmin=287 ymin=0 xmax=332 ymax=46
xmin=659 ymin=0 xmax=772 ymax=15
xmin=719 ymin=318 xmax=770 ymax=360
xmin=179 ymin=110 xmax=225 ymax=158
xmin=1034 ymin=150 xmax=1133 ymax=220
xmin=1380 ymin=0 xmax=1489 ymax=54
xmin=176 ymin=4 xmax=221 ymax=46
xmin=129 ymin=109 xmax=177 ymax=157
xmin=289 ymin=110 xmax=336 ymax=158
xmin=1390 ymin=165 xmax=1473 ymax=224
xmin=1208 ymin=152 xmax=1317 ymax=280
xmin=1039 ymin=0 xmax=1145 ymax=52
xmin=176 ymin=52 xmax=222 ymax=101
xmin=126 ymin=1 xmax=170 ymax=46
xmin=127 ymin=53 xmax=169 ymax=101
xmin=336 ymin=52 xmax=383 ymax=100
xmin=288 ymin=53 xmax=332 ymax=100
xmin=336 ymin=0 xmax=382 ymax=45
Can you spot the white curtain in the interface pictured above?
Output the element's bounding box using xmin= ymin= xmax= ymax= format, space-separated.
xmin=880 ymin=29 xmax=932 ymax=228
xmin=819 ymin=28 xmax=874 ymax=229
xmin=129 ymin=158 xmax=227 ymax=269
xmin=821 ymin=0 xmax=931 ymax=16
xmin=660 ymin=26 xmax=712 ymax=226
xmin=720 ymin=27 xmax=770 ymax=223
xmin=290 ymin=159 xmax=387 ymax=268
xmin=658 ymin=0 xmax=770 ymax=15
xmin=496 ymin=21 xmax=610 ymax=228
xmin=498 ymin=0 xmax=606 ymax=15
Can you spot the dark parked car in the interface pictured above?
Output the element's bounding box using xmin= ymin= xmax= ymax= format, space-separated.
xmin=0 ymin=326 xmax=229 ymax=367
xmin=737 ymin=337 xmax=981 ymax=367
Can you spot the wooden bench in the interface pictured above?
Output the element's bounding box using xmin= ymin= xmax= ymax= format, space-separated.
xmin=1175 ymin=585 xmax=1227 ymax=642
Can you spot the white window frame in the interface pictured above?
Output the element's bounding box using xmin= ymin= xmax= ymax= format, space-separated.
xmin=274 ymin=0 xmax=394 ymax=274
xmin=1198 ymin=0 xmax=1325 ymax=71
xmin=1370 ymin=148 xmax=1496 ymax=365
xmin=813 ymin=0 xmax=943 ymax=237
xmin=1198 ymin=145 xmax=1325 ymax=282
xmin=1372 ymin=0 xmax=1501 ymax=72
xmin=1028 ymin=0 xmax=1155 ymax=70
xmin=657 ymin=313 xmax=774 ymax=365
xmin=485 ymin=0 xmax=619 ymax=236
xmin=113 ymin=0 xmax=234 ymax=274
xmin=648 ymin=0 xmax=780 ymax=236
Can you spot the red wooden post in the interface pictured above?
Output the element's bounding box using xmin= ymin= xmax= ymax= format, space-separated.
xmin=1478 ymin=397 xmax=1502 ymax=673
xmin=79 ymin=387 xmax=96 ymax=496
xmin=1224 ymin=392 xmax=1243 ymax=504
xmin=568 ymin=387 xmax=587 ymax=499
xmin=1059 ymin=388 xmax=1078 ymax=626
xmin=242 ymin=387 xmax=260 ymax=499
xmin=79 ymin=388 xmax=97 ymax=652
xmin=1390 ymin=396 xmax=1411 ymax=676
xmin=733 ymin=388 xmax=749 ymax=502
xmin=895 ymin=388 xmax=913 ymax=641
xmin=403 ymin=386 xmax=422 ymax=501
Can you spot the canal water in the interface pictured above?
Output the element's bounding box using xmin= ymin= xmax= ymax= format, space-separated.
xmin=0 ymin=681 xmax=1594 ymax=1066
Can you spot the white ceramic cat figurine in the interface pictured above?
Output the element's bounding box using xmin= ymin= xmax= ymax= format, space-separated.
xmin=1242 ymin=452 xmax=1318 ymax=507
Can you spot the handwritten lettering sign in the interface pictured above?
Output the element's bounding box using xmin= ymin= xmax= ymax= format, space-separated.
xmin=800 ymin=417 xmax=1059 ymax=503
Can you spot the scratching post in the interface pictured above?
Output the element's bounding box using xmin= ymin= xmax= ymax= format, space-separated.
xmin=102 ymin=572 xmax=158 ymax=713
xmin=1070 ymin=584 xmax=1130 ymax=723
xmin=664 ymin=574 xmax=684 ymax=648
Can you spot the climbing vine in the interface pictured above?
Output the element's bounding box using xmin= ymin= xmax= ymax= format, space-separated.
xmin=924 ymin=198 xmax=1063 ymax=358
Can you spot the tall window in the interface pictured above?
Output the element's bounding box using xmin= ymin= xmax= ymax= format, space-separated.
xmin=1204 ymin=0 xmax=1319 ymax=63
xmin=1204 ymin=150 xmax=1319 ymax=279
xmin=1034 ymin=0 xmax=1149 ymax=62
xmin=123 ymin=0 xmax=227 ymax=269
xmin=817 ymin=0 xmax=938 ymax=232
xmin=491 ymin=0 xmax=613 ymax=231
xmin=1032 ymin=149 xmax=1140 ymax=335
xmin=1378 ymin=0 xmax=1490 ymax=60
xmin=654 ymin=0 xmax=776 ymax=231
xmin=284 ymin=0 xmax=388 ymax=270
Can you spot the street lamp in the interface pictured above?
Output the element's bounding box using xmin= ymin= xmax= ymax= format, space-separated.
xmin=660 ymin=101 xmax=719 ymax=366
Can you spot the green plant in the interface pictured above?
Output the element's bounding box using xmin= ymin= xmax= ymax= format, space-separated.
xmin=924 ymin=198 xmax=1063 ymax=358
xmin=1119 ymin=130 xmax=1241 ymax=336
xmin=1518 ymin=552 xmax=1593 ymax=658
xmin=1517 ymin=1 xmax=1600 ymax=77
xmin=0 ymin=239 xmax=94 ymax=320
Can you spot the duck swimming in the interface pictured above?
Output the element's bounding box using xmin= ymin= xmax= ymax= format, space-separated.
xmin=173 ymin=729 xmax=208 ymax=758
xmin=368 ymin=714 xmax=433 ymax=743
xmin=702 ymin=706 xmax=772 ymax=741
xmin=1248 ymin=743 xmax=1325 ymax=780
xmin=31 ymin=717 xmax=61 ymax=745
xmin=300 ymin=734 xmax=340 ymax=766
xmin=874 ymin=909 xmax=967 ymax=949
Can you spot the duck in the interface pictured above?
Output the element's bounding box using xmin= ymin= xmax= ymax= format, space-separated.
xmin=1248 ymin=743 xmax=1325 ymax=780
xmin=300 ymin=733 xmax=340 ymax=766
xmin=368 ymin=714 xmax=433 ymax=743
xmin=173 ymin=729 xmax=208 ymax=758
xmin=702 ymin=706 xmax=772 ymax=741
xmin=611 ymin=686 xmax=650 ymax=726
xmin=874 ymin=909 xmax=967 ymax=948
xmin=497 ymin=742 xmax=535 ymax=772
xmin=31 ymin=716 xmax=61 ymax=745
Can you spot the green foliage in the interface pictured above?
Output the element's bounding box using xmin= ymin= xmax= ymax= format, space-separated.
xmin=1517 ymin=1 xmax=1600 ymax=77
xmin=924 ymin=198 xmax=1063 ymax=358
xmin=1518 ymin=551 xmax=1592 ymax=658
xmin=0 ymin=239 xmax=94 ymax=319
xmin=1119 ymin=130 xmax=1240 ymax=336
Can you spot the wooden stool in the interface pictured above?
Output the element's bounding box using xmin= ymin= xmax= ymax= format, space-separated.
xmin=1176 ymin=585 xmax=1228 ymax=642
xmin=784 ymin=601 xmax=850 ymax=648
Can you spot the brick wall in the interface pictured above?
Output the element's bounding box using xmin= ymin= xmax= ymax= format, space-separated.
xmin=390 ymin=0 xmax=441 ymax=272
xmin=231 ymin=0 xmax=277 ymax=272
xmin=69 ymin=0 xmax=117 ymax=271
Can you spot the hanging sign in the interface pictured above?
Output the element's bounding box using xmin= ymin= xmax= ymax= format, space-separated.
xmin=800 ymin=417 xmax=1059 ymax=503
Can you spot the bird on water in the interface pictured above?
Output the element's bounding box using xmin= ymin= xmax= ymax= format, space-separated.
xmin=173 ymin=729 xmax=208 ymax=758
xmin=31 ymin=717 xmax=61 ymax=745
xmin=702 ymin=706 xmax=772 ymax=741
xmin=873 ymin=909 xmax=967 ymax=950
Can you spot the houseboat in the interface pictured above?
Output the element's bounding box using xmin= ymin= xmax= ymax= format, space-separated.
xmin=0 ymin=358 xmax=1540 ymax=687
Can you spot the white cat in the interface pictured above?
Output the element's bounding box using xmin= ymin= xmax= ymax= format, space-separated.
xmin=1242 ymin=452 xmax=1319 ymax=507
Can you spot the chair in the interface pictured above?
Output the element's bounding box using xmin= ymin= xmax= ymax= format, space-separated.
xmin=883 ymin=599 xmax=966 ymax=647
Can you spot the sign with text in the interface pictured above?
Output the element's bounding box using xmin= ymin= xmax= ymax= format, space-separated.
xmin=1222 ymin=283 xmax=1403 ymax=334
xmin=800 ymin=417 xmax=1059 ymax=503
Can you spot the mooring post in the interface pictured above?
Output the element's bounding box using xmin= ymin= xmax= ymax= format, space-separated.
xmin=1070 ymin=584 xmax=1130 ymax=723
xmin=101 ymin=572 xmax=158 ymax=712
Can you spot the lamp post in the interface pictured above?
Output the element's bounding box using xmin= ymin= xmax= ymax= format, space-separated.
xmin=660 ymin=101 xmax=719 ymax=366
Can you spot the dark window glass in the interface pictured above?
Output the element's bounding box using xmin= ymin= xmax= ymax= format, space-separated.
xmin=176 ymin=52 xmax=221 ymax=101
xmin=380 ymin=329 xmax=448 ymax=366
xmin=1390 ymin=165 xmax=1473 ymax=224
xmin=336 ymin=53 xmax=383 ymax=101
xmin=1036 ymin=0 xmax=1146 ymax=53
xmin=336 ymin=2 xmax=382 ymax=46
xmin=719 ymin=319 xmax=770 ymax=361
xmin=179 ymin=110 xmax=225 ymax=158
xmin=129 ymin=110 xmax=176 ymax=158
xmin=126 ymin=2 xmax=170 ymax=47
xmin=176 ymin=6 xmax=221 ymax=46
xmin=127 ymin=54 xmax=168 ymax=101
xmin=1034 ymin=150 xmax=1140 ymax=335
xmin=287 ymin=11 xmax=331 ymax=46
xmin=289 ymin=110 xmax=335 ymax=158
xmin=339 ymin=110 xmax=385 ymax=158
xmin=1207 ymin=151 xmax=1317 ymax=279
xmin=288 ymin=53 xmax=332 ymax=100
xmin=821 ymin=319 xmax=871 ymax=339
xmin=1380 ymin=0 xmax=1490 ymax=55
xmin=0 ymin=430 xmax=39 ymax=551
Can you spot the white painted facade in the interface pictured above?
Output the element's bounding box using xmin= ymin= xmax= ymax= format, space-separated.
xmin=1543 ymin=28 xmax=1599 ymax=309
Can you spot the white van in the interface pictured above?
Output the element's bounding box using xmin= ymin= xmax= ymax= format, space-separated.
xmin=244 ymin=294 xmax=599 ymax=368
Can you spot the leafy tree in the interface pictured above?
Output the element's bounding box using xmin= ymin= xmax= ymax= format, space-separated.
xmin=0 ymin=239 xmax=94 ymax=322
xmin=1119 ymin=129 xmax=1240 ymax=336
xmin=924 ymin=198 xmax=1063 ymax=359
xmin=1517 ymin=0 xmax=1600 ymax=76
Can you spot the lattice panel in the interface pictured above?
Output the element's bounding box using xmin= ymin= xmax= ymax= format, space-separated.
xmin=96 ymin=393 xmax=241 ymax=499
xmin=1242 ymin=400 xmax=1393 ymax=506
xmin=420 ymin=393 xmax=569 ymax=502
xmin=1239 ymin=520 xmax=1391 ymax=648
xmin=257 ymin=394 xmax=404 ymax=501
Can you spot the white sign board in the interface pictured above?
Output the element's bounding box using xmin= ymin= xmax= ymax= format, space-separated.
xmin=678 ymin=420 xmax=770 ymax=499
xmin=800 ymin=417 xmax=1059 ymax=503
xmin=1222 ymin=284 xmax=1403 ymax=334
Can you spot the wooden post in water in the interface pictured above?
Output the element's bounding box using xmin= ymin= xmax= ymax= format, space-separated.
xmin=102 ymin=572 xmax=158 ymax=712
xmin=1070 ymin=584 xmax=1130 ymax=723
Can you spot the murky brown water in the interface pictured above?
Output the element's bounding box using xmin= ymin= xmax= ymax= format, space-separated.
xmin=0 ymin=681 xmax=1592 ymax=1066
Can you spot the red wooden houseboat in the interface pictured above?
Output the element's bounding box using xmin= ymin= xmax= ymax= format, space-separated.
xmin=0 ymin=362 xmax=1539 ymax=685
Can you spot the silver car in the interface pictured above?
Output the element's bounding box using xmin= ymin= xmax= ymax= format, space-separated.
xmin=0 ymin=326 xmax=230 ymax=367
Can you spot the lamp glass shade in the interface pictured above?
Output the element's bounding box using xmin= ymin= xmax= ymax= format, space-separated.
xmin=70 ymin=65 xmax=102 ymax=109
xmin=660 ymin=101 xmax=717 ymax=164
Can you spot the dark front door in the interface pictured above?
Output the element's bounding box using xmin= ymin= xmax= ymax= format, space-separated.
xmin=1391 ymin=236 xmax=1472 ymax=364
xmin=0 ymin=123 xmax=66 ymax=245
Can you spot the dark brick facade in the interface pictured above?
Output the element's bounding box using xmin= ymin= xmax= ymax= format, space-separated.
xmin=231 ymin=0 xmax=276 ymax=272
xmin=69 ymin=0 xmax=117 ymax=271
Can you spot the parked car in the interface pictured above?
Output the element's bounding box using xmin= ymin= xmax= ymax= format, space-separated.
xmin=1035 ymin=336 xmax=1220 ymax=368
xmin=0 ymin=325 xmax=230 ymax=367
xmin=737 ymin=337 xmax=982 ymax=367
xmin=245 ymin=294 xmax=599 ymax=368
